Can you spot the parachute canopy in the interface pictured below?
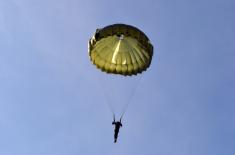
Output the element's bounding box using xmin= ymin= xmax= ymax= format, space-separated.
xmin=88 ymin=24 xmax=153 ymax=76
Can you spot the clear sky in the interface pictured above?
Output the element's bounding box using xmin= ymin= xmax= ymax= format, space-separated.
xmin=0 ymin=0 xmax=235 ymax=155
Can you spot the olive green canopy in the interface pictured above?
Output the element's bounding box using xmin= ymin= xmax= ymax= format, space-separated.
xmin=88 ymin=24 xmax=153 ymax=76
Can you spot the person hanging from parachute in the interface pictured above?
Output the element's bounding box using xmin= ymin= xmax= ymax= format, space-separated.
xmin=112 ymin=115 xmax=122 ymax=143
xmin=88 ymin=24 xmax=153 ymax=143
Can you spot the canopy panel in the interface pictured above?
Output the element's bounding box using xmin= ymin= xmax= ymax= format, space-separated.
xmin=88 ymin=24 xmax=153 ymax=76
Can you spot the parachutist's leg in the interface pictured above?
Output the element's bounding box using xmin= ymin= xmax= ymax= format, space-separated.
xmin=114 ymin=132 xmax=117 ymax=143
xmin=114 ymin=131 xmax=118 ymax=143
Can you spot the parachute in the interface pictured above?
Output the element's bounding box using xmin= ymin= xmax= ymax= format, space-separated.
xmin=88 ymin=24 xmax=153 ymax=76
xmin=88 ymin=24 xmax=154 ymax=119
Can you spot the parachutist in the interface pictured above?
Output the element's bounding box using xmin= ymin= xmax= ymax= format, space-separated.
xmin=112 ymin=116 xmax=122 ymax=143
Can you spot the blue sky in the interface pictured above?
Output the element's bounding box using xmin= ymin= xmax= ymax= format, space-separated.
xmin=0 ymin=0 xmax=235 ymax=155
